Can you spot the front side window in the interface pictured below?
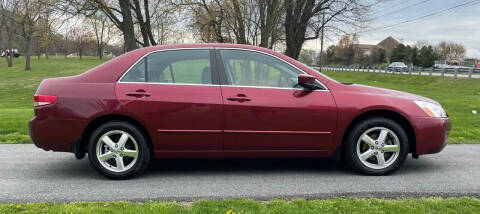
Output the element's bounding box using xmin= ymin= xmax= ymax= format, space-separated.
xmin=219 ymin=50 xmax=301 ymax=88
xmin=121 ymin=49 xmax=212 ymax=85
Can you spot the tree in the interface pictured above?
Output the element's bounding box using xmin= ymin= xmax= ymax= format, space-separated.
xmin=390 ymin=44 xmax=407 ymax=63
xmin=89 ymin=12 xmax=115 ymax=59
xmin=299 ymin=49 xmax=316 ymax=64
xmin=328 ymin=35 xmax=357 ymax=65
xmin=283 ymin=0 xmax=370 ymax=60
xmin=434 ymin=41 xmax=466 ymax=61
xmin=417 ymin=46 xmax=435 ymax=68
xmin=16 ymin=0 xmax=43 ymax=71
xmin=152 ymin=0 xmax=182 ymax=45
xmin=258 ymin=0 xmax=283 ymax=48
xmin=64 ymin=0 xmax=138 ymax=51
xmin=180 ymin=0 xmax=283 ymax=48
xmin=180 ymin=0 xmax=227 ymax=43
xmin=0 ymin=0 xmax=20 ymax=67
xmin=71 ymin=25 xmax=94 ymax=59
xmin=377 ymin=48 xmax=386 ymax=64
xmin=130 ymin=0 xmax=157 ymax=46
xmin=321 ymin=45 xmax=336 ymax=65
xmin=391 ymin=44 xmax=422 ymax=66
xmin=36 ymin=0 xmax=56 ymax=59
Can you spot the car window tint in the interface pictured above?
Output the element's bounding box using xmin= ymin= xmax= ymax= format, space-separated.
xmin=147 ymin=50 xmax=212 ymax=85
xmin=121 ymin=59 xmax=145 ymax=82
xmin=219 ymin=50 xmax=301 ymax=88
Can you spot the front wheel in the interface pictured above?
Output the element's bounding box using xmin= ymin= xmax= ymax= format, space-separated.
xmin=88 ymin=121 xmax=150 ymax=179
xmin=344 ymin=117 xmax=409 ymax=175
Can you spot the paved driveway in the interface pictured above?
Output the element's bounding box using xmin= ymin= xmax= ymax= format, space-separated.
xmin=0 ymin=144 xmax=479 ymax=202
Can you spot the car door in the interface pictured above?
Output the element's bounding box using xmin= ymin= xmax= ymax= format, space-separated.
xmin=116 ymin=49 xmax=223 ymax=151
xmin=217 ymin=49 xmax=337 ymax=151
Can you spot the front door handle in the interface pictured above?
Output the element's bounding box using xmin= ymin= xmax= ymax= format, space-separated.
xmin=227 ymin=94 xmax=251 ymax=102
xmin=126 ymin=89 xmax=151 ymax=98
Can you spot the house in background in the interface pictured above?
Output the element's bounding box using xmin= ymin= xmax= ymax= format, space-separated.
xmin=352 ymin=36 xmax=400 ymax=62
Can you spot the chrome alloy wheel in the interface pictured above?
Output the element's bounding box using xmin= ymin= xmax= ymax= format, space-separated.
xmin=96 ymin=130 xmax=139 ymax=173
xmin=356 ymin=127 xmax=401 ymax=170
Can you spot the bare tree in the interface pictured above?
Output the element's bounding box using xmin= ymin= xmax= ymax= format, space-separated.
xmin=71 ymin=0 xmax=138 ymax=51
xmin=37 ymin=0 xmax=57 ymax=59
xmin=180 ymin=0 xmax=283 ymax=47
xmin=16 ymin=0 xmax=43 ymax=70
xmin=0 ymin=0 xmax=19 ymax=67
xmin=152 ymin=0 xmax=182 ymax=45
xmin=435 ymin=41 xmax=466 ymax=61
xmin=89 ymin=12 xmax=115 ymax=59
xmin=60 ymin=0 xmax=167 ymax=51
xmin=257 ymin=0 xmax=283 ymax=48
xmin=130 ymin=0 xmax=158 ymax=46
xmin=71 ymin=24 xmax=94 ymax=59
xmin=179 ymin=0 xmax=228 ymax=43
xmin=283 ymin=0 xmax=371 ymax=59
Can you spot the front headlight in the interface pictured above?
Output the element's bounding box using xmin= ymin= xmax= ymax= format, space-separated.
xmin=414 ymin=101 xmax=447 ymax=118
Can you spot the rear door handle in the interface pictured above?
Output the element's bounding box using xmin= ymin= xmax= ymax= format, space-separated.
xmin=227 ymin=94 xmax=251 ymax=102
xmin=126 ymin=89 xmax=151 ymax=98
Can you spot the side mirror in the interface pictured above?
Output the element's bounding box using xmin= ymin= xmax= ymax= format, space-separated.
xmin=298 ymin=74 xmax=319 ymax=90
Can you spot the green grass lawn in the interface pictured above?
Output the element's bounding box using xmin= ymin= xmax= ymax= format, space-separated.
xmin=0 ymin=56 xmax=111 ymax=143
xmin=1 ymin=198 xmax=479 ymax=214
xmin=0 ymin=57 xmax=479 ymax=143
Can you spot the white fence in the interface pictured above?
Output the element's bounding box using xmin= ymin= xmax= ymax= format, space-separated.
xmin=317 ymin=65 xmax=480 ymax=79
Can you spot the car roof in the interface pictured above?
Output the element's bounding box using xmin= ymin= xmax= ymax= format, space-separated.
xmin=76 ymin=43 xmax=332 ymax=85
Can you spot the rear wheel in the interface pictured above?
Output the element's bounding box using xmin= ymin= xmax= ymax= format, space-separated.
xmin=344 ymin=117 xmax=409 ymax=175
xmin=88 ymin=121 xmax=150 ymax=179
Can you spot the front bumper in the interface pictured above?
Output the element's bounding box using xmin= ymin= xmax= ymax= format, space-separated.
xmin=413 ymin=117 xmax=450 ymax=155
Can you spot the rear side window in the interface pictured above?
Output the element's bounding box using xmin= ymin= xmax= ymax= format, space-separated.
xmin=121 ymin=59 xmax=146 ymax=82
xmin=120 ymin=49 xmax=213 ymax=85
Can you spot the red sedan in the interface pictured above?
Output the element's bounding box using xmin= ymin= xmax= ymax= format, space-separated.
xmin=29 ymin=44 xmax=450 ymax=179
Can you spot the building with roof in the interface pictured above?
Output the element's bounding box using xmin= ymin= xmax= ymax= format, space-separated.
xmin=352 ymin=36 xmax=400 ymax=62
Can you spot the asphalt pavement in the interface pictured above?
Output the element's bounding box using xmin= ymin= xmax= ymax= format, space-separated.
xmin=0 ymin=144 xmax=479 ymax=203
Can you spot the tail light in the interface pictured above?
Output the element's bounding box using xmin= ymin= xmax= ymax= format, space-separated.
xmin=34 ymin=94 xmax=57 ymax=107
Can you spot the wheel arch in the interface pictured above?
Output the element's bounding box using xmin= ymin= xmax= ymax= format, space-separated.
xmin=74 ymin=114 xmax=154 ymax=159
xmin=340 ymin=109 xmax=416 ymax=155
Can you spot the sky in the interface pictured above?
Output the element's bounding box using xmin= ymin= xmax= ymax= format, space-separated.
xmin=305 ymin=0 xmax=480 ymax=58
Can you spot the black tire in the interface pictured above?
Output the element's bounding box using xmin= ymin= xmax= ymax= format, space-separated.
xmin=344 ymin=117 xmax=409 ymax=175
xmin=88 ymin=121 xmax=151 ymax=179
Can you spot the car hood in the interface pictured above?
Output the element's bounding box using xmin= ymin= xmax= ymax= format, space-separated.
xmin=345 ymin=83 xmax=439 ymax=104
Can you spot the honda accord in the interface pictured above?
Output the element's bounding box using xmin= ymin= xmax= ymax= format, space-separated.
xmin=29 ymin=44 xmax=450 ymax=179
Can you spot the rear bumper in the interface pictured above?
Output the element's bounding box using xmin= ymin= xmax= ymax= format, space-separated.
xmin=29 ymin=114 xmax=87 ymax=153
xmin=413 ymin=117 xmax=450 ymax=155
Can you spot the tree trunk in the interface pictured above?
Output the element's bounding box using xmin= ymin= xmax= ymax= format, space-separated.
xmin=283 ymin=0 xmax=315 ymax=60
xmin=132 ymin=0 xmax=150 ymax=47
xmin=143 ymin=0 xmax=157 ymax=46
xmin=119 ymin=0 xmax=138 ymax=51
xmin=284 ymin=39 xmax=305 ymax=60
xmin=98 ymin=46 xmax=103 ymax=59
xmin=232 ymin=0 xmax=247 ymax=44
xmin=259 ymin=0 xmax=268 ymax=48
xmin=25 ymin=55 xmax=31 ymax=71
xmin=24 ymin=39 xmax=32 ymax=71
xmin=5 ymin=50 xmax=13 ymax=67
xmin=259 ymin=0 xmax=281 ymax=48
